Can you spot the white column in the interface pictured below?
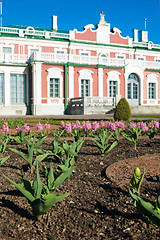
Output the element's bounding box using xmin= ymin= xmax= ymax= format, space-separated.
xmin=31 ymin=62 xmax=42 ymax=115
xmin=4 ymin=71 xmax=10 ymax=106
xmin=98 ymin=68 xmax=103 ymax=97
xmin=68 ymin=66 xmax=74 ymax=99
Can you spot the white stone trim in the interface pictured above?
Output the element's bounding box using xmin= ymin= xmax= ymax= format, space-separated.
xmin=28 ymin=46 xmax=41 ymax=55
xmin=98 ymin=68 xmax=103 ymax=97
xmin=124 ymin=63 xmax=145 ymax=105
xmin=147 ymin=73 xmax=159 ymax=104
xmin=78 ymin=69 xmax=93 ymax=97
xmin=0 ymin=66 xmax=29 ymax=116
xmin=68 ymin=66 xmax=74 ymax=98
xmin=47 ymin=67 xmax=63 ymax=104
xmin=106 ymin=71 xmax=121 ymax=97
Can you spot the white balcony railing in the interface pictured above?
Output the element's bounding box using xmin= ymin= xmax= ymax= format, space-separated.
xmin=0 ymin=51 xmax=160 ymax=70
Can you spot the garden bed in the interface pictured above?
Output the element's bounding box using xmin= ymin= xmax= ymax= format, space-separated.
xmin=0 ymin=127 xmax=160 ymax=239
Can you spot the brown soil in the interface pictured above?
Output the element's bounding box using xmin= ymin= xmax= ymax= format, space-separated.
xmin=0 ymin=125 xmax=160 ymax=239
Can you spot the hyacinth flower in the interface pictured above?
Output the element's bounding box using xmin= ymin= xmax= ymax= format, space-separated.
xmin=146 ymin=121 xmax=159 ymax=139
xmin=92 ymin=121 xmax=99 ymax=132
xmin=44 ymin=122 xmax=51 ymax=135
xmin=121 ymin=121 xmax=144 ymax=150
xmin=11 ymin=124 xmax=31 ymax=144
xmin=2 ymin=122 xmax=9 ymax=136
xmin=64 ymin=121 xmax=72 ymax=134
xmin=129 ymin=167 xmax=160 ymax=227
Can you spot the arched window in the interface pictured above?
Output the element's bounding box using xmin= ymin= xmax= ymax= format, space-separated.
xmin=99 ymin=54 xmax=108 ymax=64
xmin=127 ymin=73 xmax=140 ymax=105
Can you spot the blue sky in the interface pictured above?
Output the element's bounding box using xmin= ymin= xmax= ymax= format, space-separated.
xmin=2 ymin=0 xmax=160 ymax=44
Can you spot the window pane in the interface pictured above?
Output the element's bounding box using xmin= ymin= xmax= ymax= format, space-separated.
xmin=3 ymin=47 xmax=12 ymax=53
xmin=10 ymin=74 xmax=26 ymax=103
xmin=81 ymin=79 xmax=90 ymax=97
xmin=148 ymin=83 xmax=156 ymax=99
xmin=50 ymin=78 xmax=60 ymax=98
xmin=127 ymin=83 xmax=131 ymax=99
xmin=109 ymin=81 xmax=117 ymax=97
xmin=133 ymin=83 xmax=137 ymax=99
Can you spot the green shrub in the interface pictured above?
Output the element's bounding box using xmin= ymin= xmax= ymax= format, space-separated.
xmin=114 ymin=98 xmax=131 ymax=121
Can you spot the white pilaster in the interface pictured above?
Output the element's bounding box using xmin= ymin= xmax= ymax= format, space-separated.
xmin=4 ymin=71 xmax=10 ymax=106
xmin=68 ymin=66 xmax=74 ymax=99
xmin=32 ymin=62 xmax=42 ymax=115
xmin=98 ymin=68 xmax=103 ymax=97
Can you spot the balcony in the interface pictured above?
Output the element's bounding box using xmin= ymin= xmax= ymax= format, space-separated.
xmin=0 ymin=51 xmax=160 ymax=70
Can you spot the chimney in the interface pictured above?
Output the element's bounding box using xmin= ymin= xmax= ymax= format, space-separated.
xmin=132 ymin=29 xmax=138 ymax=42
xmin=139 ymin=30 xmax=148 ymax=42
xmin=52 ymin=15 xmax=58 ymax=30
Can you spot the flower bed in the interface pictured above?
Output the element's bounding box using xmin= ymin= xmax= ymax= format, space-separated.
xmin=0 ymin=119 xmax=160 ymax=239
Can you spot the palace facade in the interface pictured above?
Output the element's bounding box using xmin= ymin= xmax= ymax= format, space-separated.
xmin=0 ymin=12 xmax=160 ymax=115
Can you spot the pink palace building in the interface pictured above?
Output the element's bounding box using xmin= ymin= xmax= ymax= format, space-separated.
xmin=0 ymin=12 xmax=160 ymax=115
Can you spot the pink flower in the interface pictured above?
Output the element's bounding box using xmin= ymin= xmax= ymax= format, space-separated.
xmin=148 ymin=122 xmax=154 ymax=128
xmin=72 ymin=123 xmax=76 ymax=130
xmin=109 ymin=122 xmax=116 ymax=131
xmin=76 ymin=120 xmax=81 ymax=129
xmin=85 ymin=121 xmax=92 ymax=131
xmin=45 ymin=122 xmax=50 ymax=130
xmin=65 ymin=121 xmax=72 ymax=133
xmin=143 ymin=126 xmax=149 ymax=132
xmin=3 ymin=122 xmax=9 ymax=134
xmin=129 ymin=122 xmax=137 ymax=129
xmin=60 ymin=121 xmax=65 ymax=128
xmin=15 ymin=125 xmax=21 ymax=133
xmin=137 ymin=122 xmax=146 ymax=129
xmin=153 ymin=121 xmax=159 ymax=130
xmin=24 ymin=124 xmax=30 ymax=133
xmin=37 ymin=122 xmax=43 ymax=133
xmin=81 ymin=121 xmax=86 ymax=129
xmin=105 ymin=121 xmax=110 ymax=129
xmin=100 ymin=120 xmax=105 ymax=128
xmin=92 ymin=121 xmax=99 ymax=132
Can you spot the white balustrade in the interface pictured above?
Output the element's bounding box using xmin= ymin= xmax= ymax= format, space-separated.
xmin=0 ymin=50 xmax=159 ymax=70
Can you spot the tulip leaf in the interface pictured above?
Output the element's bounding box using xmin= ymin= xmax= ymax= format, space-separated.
xmin=4 ymin=175 xmax=35 ymax=203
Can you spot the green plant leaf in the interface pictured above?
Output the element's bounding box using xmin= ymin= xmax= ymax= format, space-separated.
xmin=33 ymin=164 xmax=42 ymax=199
xmin=129 ymin=188 xmax=160 ymax=227
xmin=54 ymin=166 xmax=76 ymax=190
xmin=0 ymin=156 xmax=10 ymax=166
xmin=32 ymin=192 xmax=70 ymax=218
xmin=33 ymin=153 xmax=49 ymax=166
xmin=48 ymin=162 xmax=54 ymax=190
xmin=9 ymin=148 xmax=29 ymax=163
xmin=4 ymin=175 xmax=35 ymax=203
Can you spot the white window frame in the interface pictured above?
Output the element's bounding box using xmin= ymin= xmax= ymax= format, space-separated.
xmin=81 ymin=79 xmax=90 ymax=97
xmin=0 ymin=73 xmax=4 ymax=104
xmin=79 ymin=50 xmax=91 ymax=64
xmin=99 ymin=54 xmax=108 ymax=65
xmin=78 ymin=69 xmax=93 ymax=97
xmin=148 ymin=82 xmax=156 ymax=99
xmin=107 ymin=71 xmax=120 ymax=98
xmin=28 ymin=46 xmax=41 ymax=59
xmin=109 ymin=80 xmax=117 ymax=98
xmin=54 ymin=48 xmax=67 ymax=62
xmin=50 ymin=78 xmax=60 ymax=98
xmin=10 ymin=74 xmax=26 ymax=104
xmin=154 ymin=57 xmax=160 ymax=63
xmin=136 ymin=55 xmax=146 ymax=62
xmin=1 ymin=44 xmax=14 ymax=62
xmin=147 ymin=73 xmax=158 ymax=104
xmin=47 ymin=68 xmax=63 ymax=103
